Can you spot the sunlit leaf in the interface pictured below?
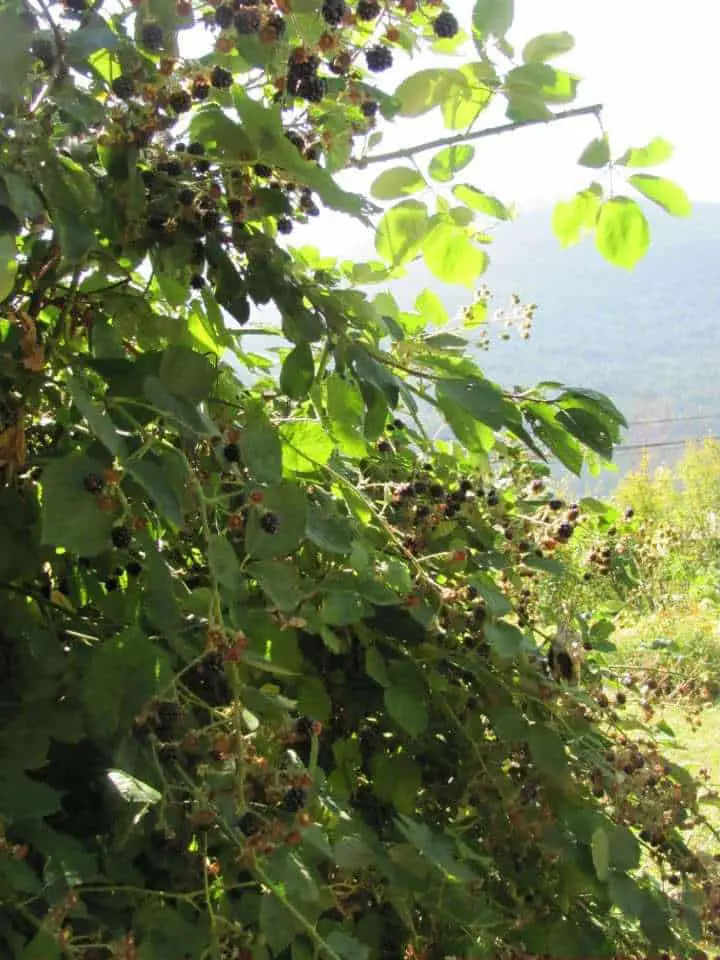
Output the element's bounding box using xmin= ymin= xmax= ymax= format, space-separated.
xmin=595 ymin=197 xmax=650 ymax=268
xmin=627 ymin=173 xmax=691 ymax=217
xmin=371 ymin=167 xmax=426 ymax=200
xmin=617 ymin=137 xmax=674 ymax=168
xmin=522 ymin=31 xmax=574 ymax=63
xmin=375 ymin=200 xmax=430 ymax=265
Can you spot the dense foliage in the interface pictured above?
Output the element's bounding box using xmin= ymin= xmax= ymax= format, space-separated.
xmin=0 ymin=0 xmax=714 ymax=958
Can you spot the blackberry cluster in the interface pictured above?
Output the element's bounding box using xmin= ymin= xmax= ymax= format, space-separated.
xmin=433 ymin=10 xmax=459 ymax=39
xmin=321 ymin=0 xmax=345 ymax=26
xmin=214 ymin=4 xmax=234 ymax=28
xmin=187 ymin=141 xmax=205 ymax=156
xmin=365 ymin=44 xmax=393 ymax=72
xmin=235 ymin=7 xmax=260 ymax=33
xmin=140 ymin=22 xmax=164 ymax=52
xmin=286 ymin=55 xmax=326 ymax=103
xmin=111 ymin=75 xmax=135 ymax=99
xmin=210 ymin=65 xmax=233 ymax=89
xmin=111 ymin=525 xmax=132 ymax=549
xmin=356 ymin=0 xmax=380 ymax=19
xmin=260 ymin=511 xmax=279 ymax=534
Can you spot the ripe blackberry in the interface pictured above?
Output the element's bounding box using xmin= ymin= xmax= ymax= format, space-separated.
xmin=260 ymin=511 xmax=279 ymax=534
xmin=413 ymin=480 xmax=427 ymax=494
xmin=159 ymin=159 xmax=183 ymax=176
xmin=105 ymin=577 xmax=119 ymax=592
xmin=459 ymin=478 xmax=473 ymax=492
xmin=549 ymin=498 xmax=564 ymax=511
xmin=285 ymin=130 xmax=305 ymax=152
xmin=254 ymin=163 xmax=272 ymax=178
xmin=187 ymin=141 xmax=205 ymax=157
xmin=64 ymin=0 xmax=87 ymax=12
xmin=178 ymin=187 xmax=195 ymax=206
xmin=294 ymin=715 xmax=315 ymax=737
xmin=84 ymin=473 xmax=103 ymax=494
xmin=360 ymin=99 xmax=379 ymax=119
xmin=356 ymin=0 xmax=380 ymax=19
xmin=126 ymin=560 xmax=143 ymax=577
xmin=321 ymin=0 xmax=345 ymax=26
xmin=223 ymin=442 xmax=241 ymax=462
xmin=283 ymin=786 xmax=307 ymax=812
xmin=111 ymin=525 xmax=132 ymax=549
xmin=192 ymin=77 xmax=210 ymax=100
xmin=228 ymin=197 xmax=244 ymax=218
xmin=377 ymin=439 xmax=392 ymax=453
xmin=111 ymin=75 xmax=135 ymax=99
xmin=486 ymin=489 xmax=499 ymax=507
xmin=195 ymin=158 xmax=211 ymax=173
xmin=235 ymin=7 xmax=260 ymax=32
xmin=202 ymin=209 xmax=221 ymax=231
xmin=237 ymin=811 xmax=263 ymax=836
xmin=169 ymin=89 xmax=192 ymax=113
xmin=433 ymin=10 xmax=459 ymax=39
xmin=276 ymin=217 xmax=293 ymax=234
xmin=210 ymin=65 xmax=233 ymax=88
xmin=365 ymin=44 xmax=393 ymax=72
xmin=295 ymin=76 xmax=326 ymax=103
xmin=141 ymin=22 xmax=164 ymax=52
xmin=429 ymin=483 xmax=444 ymax=500
xmin=415 ymin=504 xmax=430 ymax=520
xmin=190 ymin=273 xmax=206 ymax=289
xmin=214 ymin=3 xmax=234 ymax=27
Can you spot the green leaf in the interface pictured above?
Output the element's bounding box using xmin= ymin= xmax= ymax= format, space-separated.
xmin=325 ymin=932 xmax=370 ymax=960
xmin=607 ymin=825 xmax=640 ymax=871
xmin=394 ymin=68 xmax=464 ymax=117
xmin=608 ymin=873 xmax=646 ymax=919
xmin=107 ymin=770 xmax=162 ymax=805
xmin=3 ymin=172 xmax=45 ymax=221
xmin=578 ymin=135 xmax=611 ymax=168
xmin=281 ymin=421 xmax=335 ymax=473
xmin=595 ymin=197 xmax=650 ymax=269
xmin=0 ymin=772 xmax=63 ymax=822
xmin=208 ymin=534 xmax=241 ymax=590
xmin=617 ymin=136 xmax=674 ymax=168
xmin=551 ymin=188 xmax=601 ymax=248
xmin=245 ymin=483 xmax=308 ymax=559
xmin=473 ymin=0 xmax=514 ymax=39
xmin=0 ymin=9 xmax=34 ymax=102
xmin=306 ymin=500 xmax=354 ymax=554
xmin=321 ymin=592 xmax=371 ymax=627
xmin=41 ymin=452 xmax=115 ymax=555
xmin=522 ymin=31 xmax=574 ymax=63
xmin=375 ymin=200 xmax=430 ymax=266
xmin=66 ymin=373 xmax=127 ymax=457
xmin=127 ymin=448 xmax=188 ymax=529
xmin=422 ymin=222 xmax=488 ymax=286
xmin=485 ymin=621 xmax=524 ymax=658
xmin=241 ymin=410 xmax=283 ymax=482
xmin=365 ymin=646 xmax=390 ymax=686
xmin=280 ymin=343 xmax=314 ymax=399
xmin=159 ymin=345 xmax=216 ymax=403
xmin=428 ymin=145 xmax=475 ymax=183
xmin=506 ymin=64 xmax=579 ymax=105
xmin=627 ymin=173 xmax=691 ymax=217
xmin=526 ymin=724 xmax=568 ymax=777
xmin=452 ymin=184 xmax=510 ymax=220
xmin=371 ymin=167 xmax=426 ymax=200
xmin=415 ymin=289 xmax=448 ymax=326
xmin=21 ymin=933 xmax=61 ymax=960
xmin=591 ymin=827 xmax=610 ymax=881
xmin=385 ymin=685 xmax=428 ymax=737
xmin=441 ymin=76 xmax=493 ymax=129
xmin=0 ymin=232 xmax=17 ymax=302
xmin=435 ymin=376 xmax=506 ymax=429
xmin=250 ymin=560 xmax=306 ymax=611
xmin=555 ymin=407 xmax=614 ymax=458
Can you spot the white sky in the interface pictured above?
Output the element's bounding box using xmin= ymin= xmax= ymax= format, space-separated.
xmin=184 ymin=0 xmax=718 ymax=255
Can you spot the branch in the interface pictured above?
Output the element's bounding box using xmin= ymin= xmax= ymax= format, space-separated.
xmin=354 ymin=103 xmax=603 ymax=167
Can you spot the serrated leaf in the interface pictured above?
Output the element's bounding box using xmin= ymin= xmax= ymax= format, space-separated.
xmin=591 ymin=827 xmax=610 ymax=881
xmin=617 ymin=136 xmax=674 ymax=168
xmin=435 ymin=376 xmax=506 ymax=429
xmin=321 ymin=592 xmax=371 ymax=627
xmin=551 ymin=188 xmax=601 ymax=247
xmin=415 ymin=288 xmax=448 ymax=325
xmin=522 ymin=31 xmax=574 ymax=63
xmin=485 ymin=621 xmax=524 ymax=658
xmin=375 ymin=200 xmax=430 ymax=266
xmin=428 ymin=145 xmax=475 ymax=183
xmin=41 ymin=452 xmax=115 ymax=555
xmin=526 ymin=724 xmax=568 ymax=776
xmin=0 ymin=232 xmax=17 ymax=302
xmin=452 ymin=184 xmax=510 ymax=219
xmin=473 ymin=0 xmax=514 ymax=39
xmin=627 ymin=173 xmax=691 ymax=217
xmin=208 ymin=534 xmax=241 ymax=590
xmin=385 ymin=685 xmax=428 ymax=736
xmin=370 ymin=167 xmax=426 ymax=200
xmin=394 ymin=68 xmax=464 ymax=117
xmin=595 ymin=197 xmax=650 ymax=269
xmin=365 ymin=646 xmax=390 ymax=687
xmin=159 ymin=345 xmax=216 ymax=403
xmin=280 ymin=343 xmax=314 ymax=399
xmin=245 ymin=483 xmax=308 ymax=559
xmin=281 ymin=420 xmax=334 ymax=473
xmin=250 ymin=560 xmax=306 ymax=611
xmin=578 ymin=135 xmax=610 ymax=168
xmin=241 ymin=410 xmax=282 ymax=482
xmin=423 ymin=221 xmax=488 ymax=286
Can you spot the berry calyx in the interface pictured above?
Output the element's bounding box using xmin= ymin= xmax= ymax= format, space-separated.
xmin=433 ymin=10 xmax=459 ymax=38
xmin=365 ymin=44 xmax=393 ymax=72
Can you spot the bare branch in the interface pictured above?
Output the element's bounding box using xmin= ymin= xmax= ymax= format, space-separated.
xmin=354 ymin=103 xmax=603 ymax=167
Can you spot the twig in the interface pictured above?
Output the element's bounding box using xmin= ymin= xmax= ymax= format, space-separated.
xmin=26 ymin=0 xmax=67 ymax=114
xmin=354 ymin=103 xmax=603 ymax=167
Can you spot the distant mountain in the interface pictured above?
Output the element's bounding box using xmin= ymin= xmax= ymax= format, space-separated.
xmin=390 ymin=202 xmax=720 ymax=491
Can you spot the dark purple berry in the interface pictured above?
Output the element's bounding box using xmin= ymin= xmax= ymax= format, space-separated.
xmin=111 ymin=525 xmax=132 ymax=549
xmin=223 ymin=442 xmax=241 ymax=462
xmin=104 ymin=577 xmax=119 ymax=592
xmin=141 ymin=22 xmax=164 ymax=52
xmin=187 ymin=141 xmax=206 ymax=157
xmin=285 ymin=130 xmax=305 ymax=152
xmin=260 ymin=511 xmax=279 ymax=534
xmin=210 ymin=65 xmax=233 ymax=88
xmin=126 ymin=560 xmax=143 ymax=577
xmin=111 ymin=75 xmax=135 ymax=99
xmin=321 ymin=0 xmax=345 ymax=26
xmin=265 ymin=12 xmax=285 ymax=36
xmin=365 ymin=44 xmax=393 ymax=72
xmin=356 ymin=0 xmax=380 ymax=19
xmin=215 ymin=3 xmax=234 ymax=27
xmin=169 ymin=89 xmax=192 ymax=113
xmin=276 ymin=217 xmax=293 ymax=234
xmin=282 ymin=787 xmax=307 ymax=812
xmin=192 ymin=77 xmax=211 ymax=100
xmin=84 ymin=473 xmax=103 ymax=494
xmin=254 ymin=163 xmax=272 ymax=178
xmin=178 ymin=187 xmax=195 ymax=206
xmin=360 ymin=99 xmax=378 ymax=119
xmin=295 ymin=75 xmax=326 ymax=103
xmin=294 ymin=715 xmax=314 ymax=737
xmin=433 ymin=10 xmax=459 ymax=39
xmin=486 ymin=489 xmax=499 ymax=507
xmin=190 ymin=273 xmax=206 ymax=289
xmin=549 ymin=498 xmax=564 ymax=511
xmin=234 ymin=6 xmax=260 ymax=32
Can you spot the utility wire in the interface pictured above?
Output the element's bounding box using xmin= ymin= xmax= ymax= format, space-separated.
xmin=614 ymin=435 xmax=720 ymax=454
xmin=625 ymin=412 xmax=720 ymax=427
